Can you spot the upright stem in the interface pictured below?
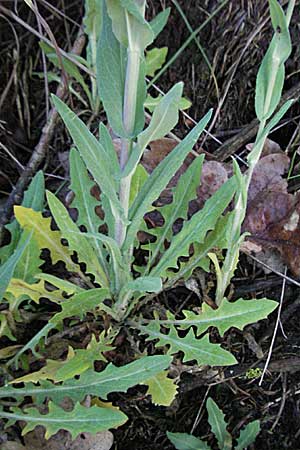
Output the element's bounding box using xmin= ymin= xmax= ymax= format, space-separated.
xmin=115 ymin=49 xmax=140 ymax=247
xmin=215 ymin=121 xmax=266 ymax=305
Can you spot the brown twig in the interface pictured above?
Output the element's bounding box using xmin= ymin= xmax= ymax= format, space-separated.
xmin=0 ymin=25 xmax=86 ymax=244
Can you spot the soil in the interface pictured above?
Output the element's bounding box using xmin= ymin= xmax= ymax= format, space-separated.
xmin=1 ymin=1 xmax=300 ymax=449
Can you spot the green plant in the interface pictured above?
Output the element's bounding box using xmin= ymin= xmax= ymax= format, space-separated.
xmin=0 ymin=0 xmax=294 ymax=441
xmin=167 ymin=397 xmax=260 ymax=450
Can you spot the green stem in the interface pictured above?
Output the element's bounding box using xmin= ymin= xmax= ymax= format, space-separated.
xmin=115 ymin=50 xmax=140 ymax=247
xmin=286 ymin=0 xmax=295 ymax=26
xmin=215 ymin=121 xmax=266 ymax=305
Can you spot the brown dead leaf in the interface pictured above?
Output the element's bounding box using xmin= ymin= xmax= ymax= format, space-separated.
xmin=242 ymin=139 xmax=300 ymax=276
xmin=69 ymin=431 xmax=113 ymax=450
xmin=23 ymin=427 xmax=113 ymax=450
xmin=23 ymin=427 xmax=71 ymax=450
xmin=247 ymin=152 xmax=290 ymax=203
xmin=2 ymin=442 xmax=26 ymax=450
xmin=194 ymin=161 xmax=229 ymax=211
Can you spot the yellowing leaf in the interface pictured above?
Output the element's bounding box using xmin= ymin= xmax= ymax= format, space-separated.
xmin=14 ymin=206 xmax=77 ymax=272
xmin=0 ymin=345 xmax=22 ymax=359
xmin=145 ymin=47 xmax=168 ymax=76
xmin=7 ymin=279 xmax=64 ymax=304
xmin=11 ymin=358 xmax=67 ymax=384
xmin=144 ymin=370 xmax=178 ymax=406
xmin=91 ymin=398 xmax=121 ymax=412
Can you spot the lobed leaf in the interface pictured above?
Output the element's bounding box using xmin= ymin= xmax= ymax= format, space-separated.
xmin=6 ymin=278 xmax=64 ymax=304
xmin=143 ymin=155 xmax=204 ymax=274
xmin=150 ymin=177 xmax=236 ymax=278
xmin=46 ymin=191 xmax=108 ymax=287
xmin=10 ymin=289 xmax=110 ymax=365
xmin=144 ymin=370 xmax=178 ymax=406
xmin=125 ymin=110 xmax=212 ymax=251
xmin=0 ymin=402 xmax=127 ymax=439
xmin=52 ymin=96 xmax=126 ymax=225
xmin=168 ymin=214 xmax=230 ymax=284
xmin=145 ymin=47 xmax=168 ymax=76
xmin=161 ymin=298 xmax=278 ymax=337
xmin=69 ymin=148 xmax=110 ymax=269
xmin=0 ymin=171 xmax=44 ymax=275
xmin=0 ymin=355 xmax=172 ymax=403
xmin=123 ymin=82 xmax=183 ymax=178
xmin=137 ymin=322 xmax=236 ymax=366
xmin=14 ymin=206 xmax=77 ymax=272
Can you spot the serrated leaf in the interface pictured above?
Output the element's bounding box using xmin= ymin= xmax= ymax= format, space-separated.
xmin=52 ymin=288 xmax=110 ymax=323
xmin=170 ymin=215 xmax=230 ymax=284
xmin=6 ymin=278 xmax=64 ymax=304
xmin=162 ymin=298 xmax=278 ymax=337
xmin=10 ymin=289 xmax=110 ymax=365
xmin=12 ymin=334 xmax=113 ymax=383
xmin=11 ymin=355 xmax=70 ymax=384
xmin=1 ymin=355 xmax=172 ymax=403
xmin=235 ymin=420 xmax=260 ymax=450
xmin=46 ymin=191 xmax=108 ymax=287
xmin=206 ymin=398 xmax=232 ymax=450
xmin=167 ymin=432 xmax=210 ymax=450
xmin=143 ymin=156 xmax=204 ymax=274
xmin=52 ymin=96 xmax=126 ymax=225
xmin=79 ymin=230 xmax=129 ymax=294
xmin=123 ymin=82 xmax=183 ymax=178
xmin=0 ymin=402 xmax=127 ymax=439
xmin=125 ymin=110 xmax=212 ymax=251
xmin=150 ymin=177 xmax=236 ymax=278
xmin=54 ymin=333 xmax=113 ymax=381
xmin=14 ymin=206 xmax=77 ymax=272
xmin=36 ymin=273 xmax=83 ymax=295
xmin=146 ymin=47 xmax=168 ymax=76
xmin=144 ymin=370 xmax=178 ymax=406
xmin=69 ymin=148 xmax=109 ymax=270
xmin=137 ymin=322 xmax=236 ymax=366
